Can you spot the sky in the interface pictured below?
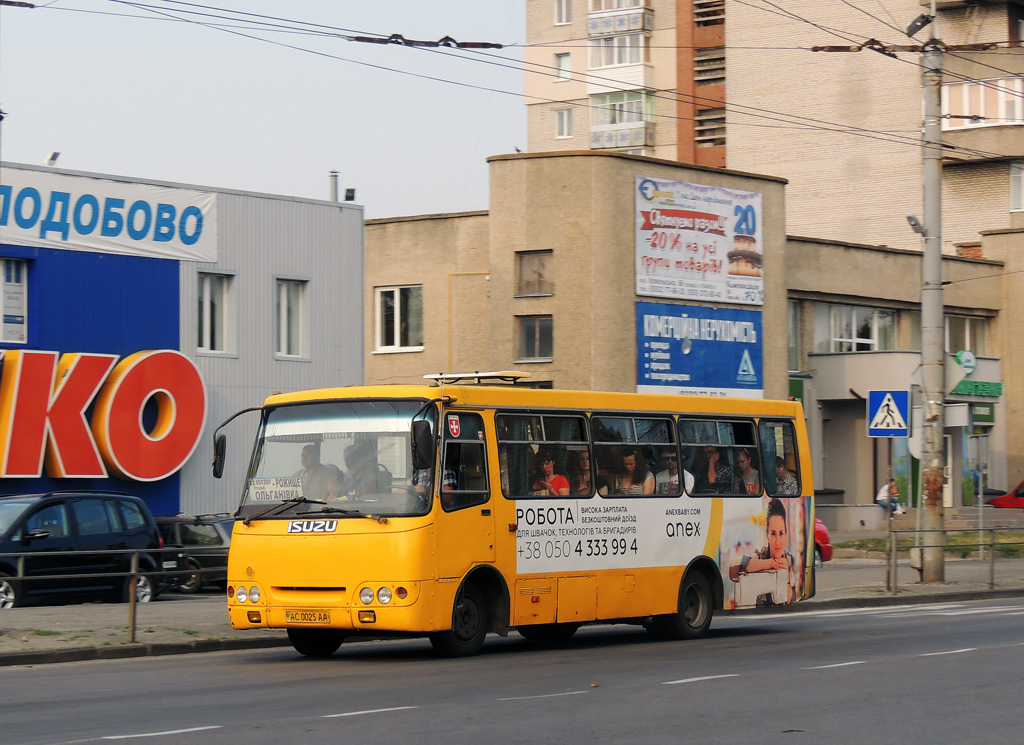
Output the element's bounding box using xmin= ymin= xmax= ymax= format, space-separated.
xmin=0 ymin=1 xmax=526 ymax=218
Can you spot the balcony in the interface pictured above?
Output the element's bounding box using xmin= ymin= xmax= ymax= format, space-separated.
xmin=589 ymin=122 xmax=656 ymax=150
xmin=588 ymin=7 xmax=654 ymax=37
xmin=941 ymin=77 xmax=1024 ymax=163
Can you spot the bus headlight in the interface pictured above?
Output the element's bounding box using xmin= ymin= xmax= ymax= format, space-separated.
xmin=249 ymin=586 xmax=261 ymax=603
xmin=359 ymin=587 xmax=374 ymax=605
xmin=236 ymin=586 xmax=248 ymax=603
xmin=377 ymin=587 xmax=392 ymax=605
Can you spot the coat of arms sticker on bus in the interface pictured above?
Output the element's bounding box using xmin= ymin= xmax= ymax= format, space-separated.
xmin=447 ymin=414 xmax=461 ymax=438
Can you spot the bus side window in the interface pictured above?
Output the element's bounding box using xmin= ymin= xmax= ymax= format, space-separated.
xmin=441 ymin=441 xmax=489 ymax=511
xmin=760 ymin=420 xmax=800 ymax=497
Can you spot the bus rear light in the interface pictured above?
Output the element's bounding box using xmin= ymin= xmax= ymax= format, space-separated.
xmin=247 ymin=611 xmax=262 ymax=623
xmin=359 ymin=587 xmax=374 ymax=605
xmin=396 ymin=587 xmax=408 ymax=600
xmin=358 ymin=610 xmax=376 ymax=623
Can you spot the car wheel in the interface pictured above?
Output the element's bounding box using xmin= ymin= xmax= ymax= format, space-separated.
xmin=122 ymin=573 xmax=155 ymax=604
xmin=176 ymin=559 xmax=203 ymax=594
xmin=0 ymin=572 xmax=21 ymax=609
xmin=814 ymin=547 xmax=824 ymax=569
xmin=646 ymin=572 xmax=713 ymax=641
xmin=287 ymin=628 xmax=344 ymax=658
xmin=429 ymin=584 xmax=488 ymax=657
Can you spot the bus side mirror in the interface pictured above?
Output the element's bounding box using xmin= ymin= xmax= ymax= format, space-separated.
xmin=212 ymin=433 xmax=227 ymax=479
xmin=411 ymin=420 xmax=435 ymax=471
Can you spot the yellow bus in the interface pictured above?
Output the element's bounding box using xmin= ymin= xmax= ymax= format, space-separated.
xmin=214 ymin=373 xmax=815 ymax=658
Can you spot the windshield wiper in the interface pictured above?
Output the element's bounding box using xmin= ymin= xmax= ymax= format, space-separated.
xmin=303 ymin=506 xmax=390 ymax=524
xmin=243 ymin=497 xmax=326 ymax=525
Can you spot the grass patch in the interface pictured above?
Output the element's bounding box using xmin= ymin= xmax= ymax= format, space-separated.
xmin=836 ymin=531 xmax=1024 ymax=558
xmin=25 ymin=629 xmax=64 ymax=637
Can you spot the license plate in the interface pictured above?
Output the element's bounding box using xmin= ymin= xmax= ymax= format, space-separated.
xmin=284 ymin=609 xmax=331 ymax=624
xmin=162 ymin=560 xmax=178 ymax=569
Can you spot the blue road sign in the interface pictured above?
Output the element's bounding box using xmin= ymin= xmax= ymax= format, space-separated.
xmin=867 ymin=390 xmax=910 ymax=438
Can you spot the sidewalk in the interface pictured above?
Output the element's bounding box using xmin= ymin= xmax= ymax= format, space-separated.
xmin=2 ymin=555 xmax=1023 ymax=666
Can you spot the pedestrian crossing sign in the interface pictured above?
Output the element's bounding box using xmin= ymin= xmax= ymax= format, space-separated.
xmin=867 ymin=390 xmax=910 ymax=438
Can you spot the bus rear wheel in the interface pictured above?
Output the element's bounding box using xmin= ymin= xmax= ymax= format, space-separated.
xmin=517 ymin=623 xmax=579 ymax=643
xmin=288 ymin=628 xmax=345 ymax=658
xmin=647 ymin=572 xmax=713 ymax=641
xmin=429 ymin=584 xmax=488 ymax=657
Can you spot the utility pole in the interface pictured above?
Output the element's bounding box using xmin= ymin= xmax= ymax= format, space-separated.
xmin=919 ymin=38 xmax=946 ymax=583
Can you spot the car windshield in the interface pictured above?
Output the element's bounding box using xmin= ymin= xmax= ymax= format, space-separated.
xmin=0 ymin=498 xmax=35 ymax=538
xmin=239 ymin=400 xmax=435 ymax=520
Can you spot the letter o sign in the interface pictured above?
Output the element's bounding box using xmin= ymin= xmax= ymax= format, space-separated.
xmin=91 ymin=350 xmax=207 ymax=481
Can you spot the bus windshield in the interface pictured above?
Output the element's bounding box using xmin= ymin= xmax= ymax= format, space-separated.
xmin=239 ymin=400 xmax=434 ymax=519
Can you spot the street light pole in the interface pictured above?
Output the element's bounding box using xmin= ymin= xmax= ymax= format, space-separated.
xmin=919 ymin=39 xmax=945 ymax=582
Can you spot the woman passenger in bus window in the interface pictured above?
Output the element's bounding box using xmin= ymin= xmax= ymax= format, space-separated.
xmin=614 ymin=448 xmax=655 ymax=495
xmin=570 ymin=450 xmax=608 ymax=496
xmin=531 ymin=448 xmax=570 ymax=496
xmin=690 ymin=446 xmax=732 ymax=494
xmin=774 ymin=457 xmax=799 ymax=496
xmin=734 ymin=448 xmax=760 ymax=495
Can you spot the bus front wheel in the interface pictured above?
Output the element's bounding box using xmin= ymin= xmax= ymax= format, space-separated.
xmin=288 ymin=628 xmax=345 ymax=658
xmin=647 ymin=572 xmax=713 ymax=641
xmin=430 ymin=584 xmax=488 ymax=657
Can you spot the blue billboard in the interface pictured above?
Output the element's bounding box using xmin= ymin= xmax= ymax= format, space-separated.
xmin=636 ymin=302 xmax=763 ymax=398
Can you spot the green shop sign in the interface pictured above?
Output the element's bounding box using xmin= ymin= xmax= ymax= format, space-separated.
xmin=952 ymin=379 xmax=1002 ymax=397
xmin=971 ymin=403 xmax=995 ymax=423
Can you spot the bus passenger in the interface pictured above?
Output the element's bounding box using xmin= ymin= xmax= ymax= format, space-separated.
xmin=293 ymin=443 xmax=344 ymax=501
xmin=774 ymin=457 xmax=799 ymax=496
xmin=570 ymin=450 xmax=607 ymax=496
xmin=655 ymin=451 xmax=693 ymax=494
xmin=531 ymin=448 xmax=570 ymax=496
xmin=734 ymin=448 xmax=760 ymax=495
xmin=614 ymin=448 xmax=654 ymax=495
xmin=728 ymin=497 xmax=797 ymax=605
xmin=690 ymin=446 xmax=731 ymax=494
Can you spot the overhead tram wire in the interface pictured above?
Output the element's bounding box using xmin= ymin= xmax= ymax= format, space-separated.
xmin=93 ymin=0 xmax=1013 ymax=162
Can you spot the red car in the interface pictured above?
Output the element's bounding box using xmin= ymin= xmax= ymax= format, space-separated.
xmin=814 ymin=518 xmax=833 ymax=568
xmin=986 ymin=478 xmax=1024 ymax=509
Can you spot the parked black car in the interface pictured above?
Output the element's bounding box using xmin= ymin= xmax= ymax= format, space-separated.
xmin=156 ymin=514 xmax=234 ymax=593
xmin=0 ymin=491 xmax=187 ymax=609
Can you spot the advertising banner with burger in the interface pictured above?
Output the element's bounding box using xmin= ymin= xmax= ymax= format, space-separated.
xmin=634 ymin=176 xmax=763 ymax=306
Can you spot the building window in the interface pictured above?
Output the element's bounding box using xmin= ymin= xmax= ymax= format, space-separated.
xmin=942 ymin=78 xmax=1024 ymax=131
xmin=197 ymin=272 xmax=235 ymax=353
xmin=694 ymin=47 xmax=725 ymax=87
xmin=1012 ymin=161 xmax=1023 ymax=211
xmin=946 ymin=315 xmax=987 ymax=356
xmin=517 ymin=251 xmax=554 ymax=296
xmin=518 ymin=316 xmax=553 ymax=361
xmin=591 ymin=91 xmax=652 ymax=127
xmin=556 ymin=109 xmax=573 ymax=138
xmin=589 ymin=33 xmax=649 ymax=69
xmin=695 ymin=108 xmax=726 ymax=147
xmin=376 ymin=285 xmax=423 ymax=351
xmin=787 ymin=300 xmax=800 ymax=372
xmin=275 ymin=278 xmax=309 ymax=358
xmin=555 ymin=53 xmax=571 ymax=80
xmin=1 ymin=259 xmax=28 ymax=344
xmin=555 ymin=0 xmax=572 ymax=25
xmin=813 ymin=303 xmax=895 ymax=353
xmin=694 ymin=0 xmax=725 ymax=26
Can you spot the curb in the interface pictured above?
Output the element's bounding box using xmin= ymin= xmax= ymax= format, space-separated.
xmin=0 ymin=635 xmax=291 ymax=668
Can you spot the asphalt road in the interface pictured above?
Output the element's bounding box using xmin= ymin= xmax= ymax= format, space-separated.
xmin=2 ymin=597 xmax=1022 ymax=745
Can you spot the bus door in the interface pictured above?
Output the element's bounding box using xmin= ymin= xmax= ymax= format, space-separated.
xmin=436 ymin=411 xmax=495 ymax=579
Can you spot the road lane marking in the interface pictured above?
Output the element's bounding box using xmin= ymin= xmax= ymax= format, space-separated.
xmin=803 ymin=661 xmax=866 ymax=670
xmin=920 ymin=648 xmax=976 ymax=657
xmin=938 ymin=608 xmax=1018 ymax=616
xmin=663 ymin=674 xmax=740 ymax=685
xmin=323 ymin=706 xmax=419 ymax=718
xmin=498 ymin=691 xmax=590 ymax=701
xmin=102 ymin=726 xmax=222 ymax=739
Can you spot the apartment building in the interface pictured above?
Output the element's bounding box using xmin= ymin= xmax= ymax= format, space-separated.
xmin=526 ymin=1 xmax=1024 ymax=251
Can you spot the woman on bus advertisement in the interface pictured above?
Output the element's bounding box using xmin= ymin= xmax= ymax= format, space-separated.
xmin=720 ymin=496 xmax=808 ymax=609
